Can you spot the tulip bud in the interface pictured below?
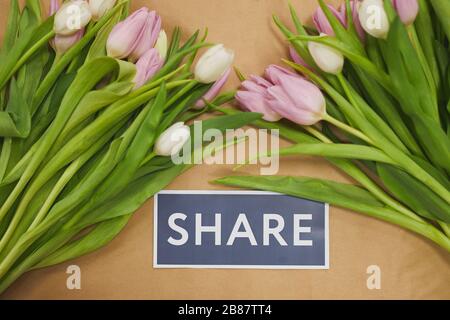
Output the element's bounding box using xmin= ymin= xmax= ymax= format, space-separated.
xmin=155 ymin=122 xmax=191 ymax=157
xmin=340 ymin=0 xmax=365 ymax=40
xmin=195 ymin=68 xmax=231 ymax=109
xmin=52 ymin=28 xmax=85 ymax=55
xmin=359 ymin=0 xmax=390 ymax=39
xmin=308 ymin=34 xmax=344 ymax=75
xmin=54 ymin=0 xmax=92 ymax=36
xmin=194 ymin=44 xmax=235 ymax=84
xmin=128 ymin=11 xmax=161 ymax=62
xmin=133 ymin=48 xmax=164 ymax=89
xmin=313 ymin=5 xmax=346 ymax=36
xmin=392 ymin=0 xmax=419 ymax=25
xmin=89 ymin=0 xmax=117 ymax=21
xmin=154 ymin=30 xmax=168 ymax=61
xmin=235 ymin=76 xmax=282 ymax=122
xmin=265 ymin=71 xmax=326 ymax=126
xmin=107 ymin=7 xmax=153 ymax=60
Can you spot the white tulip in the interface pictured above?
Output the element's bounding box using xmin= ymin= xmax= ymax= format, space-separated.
xmin=155 ymin=122 xmax=191 ymax=156
xmin=359 ymin=0 xmax=390 ymax=39
xmin=89 ymin=0 xmax=116 ymax=21
xmin=308 ymin=34 xmax=344 ymax=75
xmin=194 ymin=44 xmax=235 ymax=84
xmin=54 ymin=0 xmax=92 ymax=36
xmin=154 ymin=30 xmax=168 ymax=61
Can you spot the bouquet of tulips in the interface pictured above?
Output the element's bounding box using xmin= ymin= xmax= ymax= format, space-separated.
xmin=217 ymin=0 xmax=450 ymax=252
xmin=0 ymin=0 xmax=258 ymax=293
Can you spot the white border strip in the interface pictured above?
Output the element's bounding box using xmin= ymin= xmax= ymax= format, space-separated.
xmin=153 ymin=190 xmax=330 ymax=270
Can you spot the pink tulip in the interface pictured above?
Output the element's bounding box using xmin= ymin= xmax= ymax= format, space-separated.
xmin=195 ymin=68 xmax=231 ymax=109
xmin=236 ymin=76 xmax=282 ymax=122
xmin=340 ymin=0 xmax=365 ymax=40
xmin=133 ymin=48 xmax=164 ymax=89
xmin=313 ymin=4 xmax=346 ymax=36
xmin=392 ymin=0 xmax=419 ymax=25
xmin=52 ymin=29 xmax=85 ymax=54
xmin=107 ymin=8 xmax=161 ymax=60
xmin=265 ymin=70 xmax=326 ymax=126
xmin=129 ymin=11 xmax=161 ymax=62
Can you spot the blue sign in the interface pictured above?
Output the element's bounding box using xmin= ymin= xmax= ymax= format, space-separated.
xmin=154 ymin=191 xmax=329 ymax=269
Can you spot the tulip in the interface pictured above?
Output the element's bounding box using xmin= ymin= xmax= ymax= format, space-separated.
xmin=133 ymin=48 xmax=164 ymax=89
xmin=52 ymin=28 xmax=85 ymax=55
xmin=54 ymin=0 xmax=92 ymax=36
xmin=155 ymin=122 xmax=191 ymax=156
xmin=107 ymin=8 xmax=160 ymax=60
xmin=308 ymin=34 xmax=344 ymax=74
xmin=194 ymin=44 xmax=235 ymax=84
xmin=194 ymin=68 xmax=231 ymax=109
xmin=128 ymin=11 xmax=161 ymax=62
xmin=265 ymin=69 xmax=326 ymax=126
xmin=313 ymin=4 xmax=346 ymax=36
xmin=235 ymin=76 xmax=282 ymax=122
xmin=392 ymin=0 xmax=419 ymax=25
xmin=340 ymin=0 xmax=365 ymax=40
xmin=359 ymin=0 xmax=390 ymax=39
xmin=154 ymin=30 xmax=168 ymax=61
xmin=89 ymin=0 xmax=117 ymax=21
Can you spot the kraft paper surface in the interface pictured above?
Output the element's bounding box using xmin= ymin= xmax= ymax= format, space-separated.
xmin=1 ymin=0 xmax=449 ymax=300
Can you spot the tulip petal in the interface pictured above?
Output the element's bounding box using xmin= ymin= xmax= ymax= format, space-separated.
xmin=236 ymin=91 xmax=281 ymax=122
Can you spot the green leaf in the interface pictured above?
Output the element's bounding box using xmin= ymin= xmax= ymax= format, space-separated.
xmin=430 ymin=0 xmax=450 ymax=40
xmin=415 ymin=0 xmax=440 ymax=88
xmin=0 ymin=0 xmax=20 ymax=55
xmin=0 ymin=15 xmax=54 ymax=91
xmin=380 ymin=17 xmax=439 ymax=122
xmin=34 ymin=214 xmax=132 ymax=269
xmin=0 ymin=78 xmax=30 ymax=138
xmin=377 ymin=163 xmax=450 ymax=223
xmin=215 ymin=175 xmax=384 ymax=209
xmin=75 ymin=164 xmax=185 ymax=229
xmin=91 ymin=84 xmax=168 ymax=203
xmin=214 ymin=175 xmax=450 ymax=251
xmin=275 ymin=143 xmax=395 ymax=165
xmin=410 ymin=113 xmax=450 ymax=173
xmin=351 ymin=66 xmax=423 ymax=156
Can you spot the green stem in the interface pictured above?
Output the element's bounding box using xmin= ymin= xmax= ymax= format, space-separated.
xmin=336 ymin=73 xmax=361 ymax=114
xmin=27 ymin=160 xmax=82 ymax=231
xmin=304 ymin=126 xmax=331 ymax=142
xmin=438 ymin=222 xmax=450 ymax=238
xmin=323 ymin=113 xmax=374 ymax=145
xmin=165 ymin=80 xmax=198 ymax=108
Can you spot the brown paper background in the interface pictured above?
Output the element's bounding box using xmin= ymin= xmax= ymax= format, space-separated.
xmin=1 ymin=0 xmax=449 ymax=300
